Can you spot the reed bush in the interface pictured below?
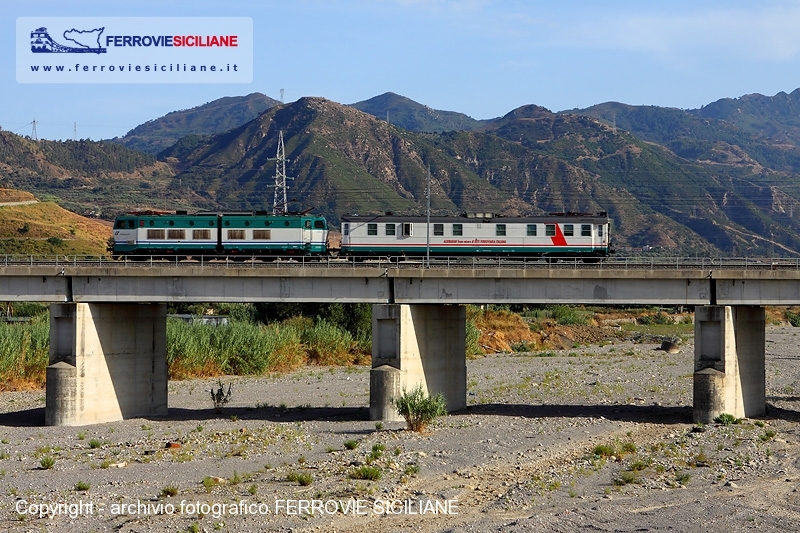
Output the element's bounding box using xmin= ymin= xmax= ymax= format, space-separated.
xmin=302 ymin=319 xmax=356 ymax=366
xmin=166 ymin=319 xmax=225 ymax=379
xmin=167 ymin=318 xmax=307 ymax=378
xmin=0 ymin=314 xmax=49 ymax=390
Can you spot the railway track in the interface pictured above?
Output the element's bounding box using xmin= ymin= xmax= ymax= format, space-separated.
xmin=0 ymin=255 xmax=798 ymax=271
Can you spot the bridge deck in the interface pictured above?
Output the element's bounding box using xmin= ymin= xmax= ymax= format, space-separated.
xmin=0 ymin=256 xmax=798 ymax=304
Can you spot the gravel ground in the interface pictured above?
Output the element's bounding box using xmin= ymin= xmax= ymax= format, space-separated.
xmin=2 ymin=325 xmax=800 ymax=532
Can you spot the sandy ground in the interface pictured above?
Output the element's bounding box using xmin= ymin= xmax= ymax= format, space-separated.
xmin=2 ymin=326 xmax=800 ymax=532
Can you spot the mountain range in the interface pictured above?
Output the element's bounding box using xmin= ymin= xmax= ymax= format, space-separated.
xmin=5 ymin=89 xmax=800 ymax=256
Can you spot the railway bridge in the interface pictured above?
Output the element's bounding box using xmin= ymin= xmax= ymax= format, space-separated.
xmin=1 ymin=255 xmax=798 ymax=426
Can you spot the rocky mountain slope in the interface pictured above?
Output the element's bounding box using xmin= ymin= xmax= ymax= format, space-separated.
xmin=109 ymin=92 xmax=280 ymax=154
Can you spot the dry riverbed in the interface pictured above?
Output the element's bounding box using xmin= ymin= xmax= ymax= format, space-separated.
xmin=2 ymin=326 xmax=800 ymax=532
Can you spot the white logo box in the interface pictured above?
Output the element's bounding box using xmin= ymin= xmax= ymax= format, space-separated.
xmin=17 ymin=17 xmax=253 ymax=83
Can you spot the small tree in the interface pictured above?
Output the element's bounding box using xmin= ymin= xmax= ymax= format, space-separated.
xmin=394 ymin=385 xmax=447 ymax=432
xmin=210 ymin=380 xmax=232 ymax=414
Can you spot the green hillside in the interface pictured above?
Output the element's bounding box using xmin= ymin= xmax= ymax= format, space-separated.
xmin=0 ymin=191 xmax=110 ymax=255
xmin=350 ymin=92 xmax=492 ymax=133
xmin=0 ymin=131 xmax=176 ymax=220
xmin=110 ymin=92 xmax=281 ymax=154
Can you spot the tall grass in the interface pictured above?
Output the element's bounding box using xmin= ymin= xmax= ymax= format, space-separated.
xmin=166 ymin=318 xmax=307 ymax=378
xmin=0 ymin=315 xmax=50 ymax=390
xmin=0 ymin=309 xmax=372 ymax=389
xmin=165 ymin=314 xmax=372 ymax=378
xmin=302 ymin=319 xmax=358 ymax=365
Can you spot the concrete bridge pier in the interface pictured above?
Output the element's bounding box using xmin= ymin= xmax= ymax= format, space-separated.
xmin=369 ymin=304 xmax=466 ymax=422
xmin=46 ymin=303 xmax=168 ymax=426
xmin=693 ymin=305 xmax=765 ymax=423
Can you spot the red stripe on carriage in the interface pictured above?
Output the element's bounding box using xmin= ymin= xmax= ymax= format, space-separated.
xmin=551 ymin=224 xmax=568 ymax=246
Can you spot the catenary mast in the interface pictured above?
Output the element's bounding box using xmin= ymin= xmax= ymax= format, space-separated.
xmin=272 ymin=130 xmax=289 ymax=214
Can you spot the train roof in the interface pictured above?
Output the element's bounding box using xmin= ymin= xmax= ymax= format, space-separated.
xmin=340 ymin=212 xmax=610 ymax=224
xmin=117 ymin=210 xmax=325 ymax=218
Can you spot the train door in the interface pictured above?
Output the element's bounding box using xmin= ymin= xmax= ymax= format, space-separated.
xmin=302 ymin=219 xmax=312 ymax=248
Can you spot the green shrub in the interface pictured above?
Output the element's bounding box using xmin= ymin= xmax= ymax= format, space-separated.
xmin=592 ymin=444 xmax=615 ymax=458
xmin=511 ymin=341 xmax=533 ymax=353
xmin=760 ymin=430 xmax=777 ymax=442
xmin=350 ymin=466 xmax=381 ymax=481
xmin=39 ymin=456 xmax=55 ymax=470
xmin=161 ymin=485 xmax=178 ymax=497
xmin=88 ymin=439 xmax=102 ymax=449
xmin=74 ymin=481 xmax=90 ymax=491
xmin=613 ymin=470 xmax=641 ymax=486
xmin=286 ymin=471 xmax=313 ymax=486
xmin=638 ymin=312 xmax=673 ymax=325
xmin=394 ymin=385 xmax=447 ymax=432
xmin=714 ymin=413 xmax=739 ymax=426
xmin=368 ymin=443 xmax=385 ymax=462
xmin=343 ymin=439 xmax=359 ymax=450
xmin=404 ymin=463 xmax=420 ymax=476
xmin=202 ymin=476 xmax=221 ymax=492
xmin=620 ymin=441 xmax=637 ymax=454
xmin=786 ymin=311 xmax=800 ymax=327
xmin=550 ymin=305 xmax=589 ymax=326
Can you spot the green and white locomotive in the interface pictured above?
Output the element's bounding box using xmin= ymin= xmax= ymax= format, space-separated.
xmin=111 ymin=210 xmax=329 ymax=258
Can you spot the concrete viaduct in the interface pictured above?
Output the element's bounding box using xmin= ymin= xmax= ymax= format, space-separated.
xmin=2 ymin=259 xmax=799 ymax=426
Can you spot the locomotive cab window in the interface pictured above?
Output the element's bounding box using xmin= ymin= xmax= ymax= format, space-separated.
xmin=115 ymin=220 xmax=125 ymax=229
xmin=452 ymin=224 xmax=463 ymax=236
xmin=343 ymin=223 xmax=349 ymax=236
xmin=598 ymin=225 xmax=604 ymax=237
xmin=367 ymin=223 xmax=378 ymax=236
xmin=433 ymin=223 xmax=444 ymax=236
xmin=545 ymin=224 xmax=556 ymax=237
xmin=527 ymin=224 xmax=537 ymax=236
xmin=314 ymin=220 xmax=325 ymax=229
xmin=305 ymin=220 xmax=311 ymax=229
xmin=402 ymin=223 xmax=413 ymax=236
xmin=581 ymin=224 xmax=591 ymax=236
xmin=385 ymin=224 xmax=396 ymax=236
xmin=496 ymin=224 xmax=506 ymax=237
xmin=564 ymin=224 xmax=574 ymax=237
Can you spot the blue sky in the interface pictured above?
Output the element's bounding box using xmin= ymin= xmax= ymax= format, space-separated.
xmin=3 ymin=0 xmax=800 ymax=141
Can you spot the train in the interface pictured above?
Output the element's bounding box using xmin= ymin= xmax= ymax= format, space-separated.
xmin=110 ymin=210 xmax=612 ymax=262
